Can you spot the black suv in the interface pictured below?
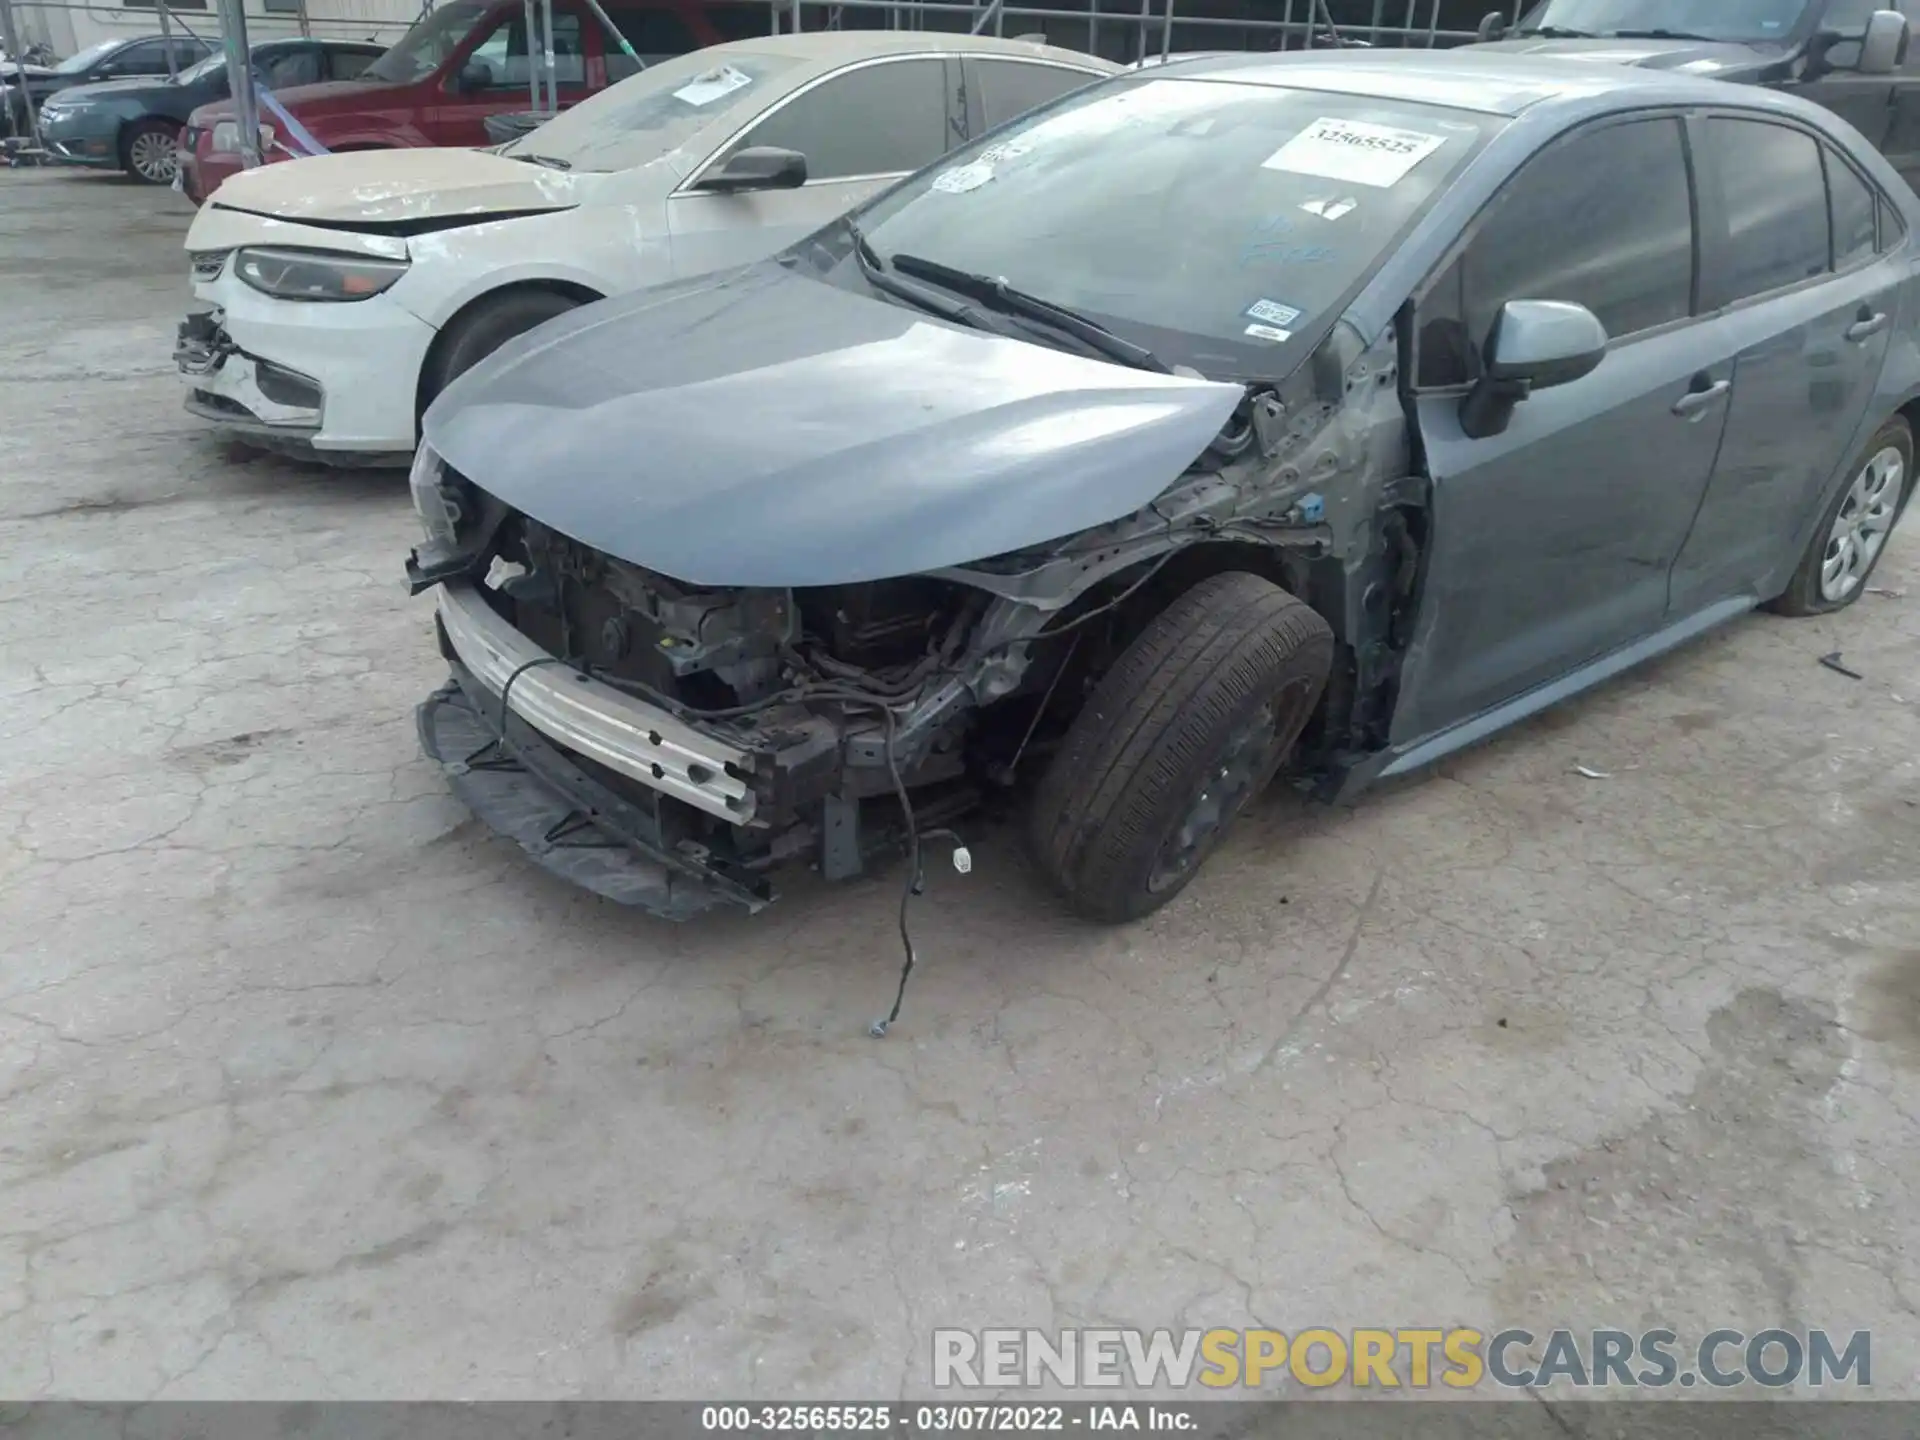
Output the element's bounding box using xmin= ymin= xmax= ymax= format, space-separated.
xmin=1474 ymin=0 xmax=1920 ymax=187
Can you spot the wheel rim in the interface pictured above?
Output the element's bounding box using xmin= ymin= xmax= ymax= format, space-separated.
xmin=1147 ymin=677 xmax=1314 ymax=894
xmin=1820 ymin=445 xmax=1904 ymax=603
xmin=129 ymin=131 xmax=177 ymax=183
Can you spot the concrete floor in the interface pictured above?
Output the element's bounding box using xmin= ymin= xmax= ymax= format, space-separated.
xmin=2 ymin=169 xmax=1918 ymax=1403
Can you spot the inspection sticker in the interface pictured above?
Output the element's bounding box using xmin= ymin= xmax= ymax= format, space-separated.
xmin=931 ymin=161 xmax=994 ymax=194
xmin=1244 ymin=323 xmax=1293 ymax=343
xmin=1300 ymin=195 xmax=1358 ymax=220
xmin=673 ymin=64 xmax=753 ymax=107
xmin=1244 ymin=298 xmax=1303 ymax=329
xmin=1262 ymin=117 xmax=1444 ymax=188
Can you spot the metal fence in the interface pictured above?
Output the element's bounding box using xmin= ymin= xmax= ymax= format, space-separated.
xmin=5 ymin=0 xmax=1531 ymax=163
xmin=771 ymin=0 xmax=1515 ymax=59
xmin=7 ymin=0 xmax=417 ymax=51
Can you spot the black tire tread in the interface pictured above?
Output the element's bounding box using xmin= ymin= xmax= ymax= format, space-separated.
xmin=1028 ymin=571 xmax=1333 ymax=922
xmin=424 ymin=289 xmax=581 ymax=405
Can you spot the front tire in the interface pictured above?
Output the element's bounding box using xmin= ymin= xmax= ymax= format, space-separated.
xmin=120 ymin=119 xmax=180 ymax=185
xmin=1769 ymin=416 xmax=1912 ymax=616
xmin=421 ymin=289 xmax=583 ymax=408
xmin=1027 ymin=571 xmax=1334 ymax=923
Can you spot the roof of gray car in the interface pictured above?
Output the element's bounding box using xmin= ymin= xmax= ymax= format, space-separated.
xmin=1160 ymin=48 xmax=1815 ymax=118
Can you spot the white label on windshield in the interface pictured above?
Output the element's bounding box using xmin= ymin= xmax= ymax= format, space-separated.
xmin=672 ymin=64 xmax=753 ymax=107
xmin=1244 ymin=323 xmax=1293 ymax=344
xmin=1244 ymin=298 xmax=1302 ymax=328
xmin=1262 ymin=117 xmax=1444 ymax=188
xmin=976 ymin=139 xmax=1033 ymax=164
xmin=931 ymin=161 xmax=994 ymax=194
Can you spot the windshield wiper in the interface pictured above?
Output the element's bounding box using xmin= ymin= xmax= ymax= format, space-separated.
xmin=886 ymin=251 xmax=1170 ymax=374
xmin=844 ymin=219 xmax=1007 ymax=334
xmin=1513 ymin=25 xmax=1602 ymax=37
xmin=1604 ymin=27 xmax=1719 ymax=40
xmin=511 ymin=152 xmax=571 ymax=170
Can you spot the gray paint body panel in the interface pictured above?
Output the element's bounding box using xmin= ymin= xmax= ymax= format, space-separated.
xmin=422 ymin=262 xmax=1243 ymax=588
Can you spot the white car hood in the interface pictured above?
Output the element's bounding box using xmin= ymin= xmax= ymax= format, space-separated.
xmin=206 ymin=146 xmax=581 ymax=227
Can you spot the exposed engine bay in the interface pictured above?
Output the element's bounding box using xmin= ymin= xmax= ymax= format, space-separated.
xmin=408 ymin=317 xmax=1427 ymax=931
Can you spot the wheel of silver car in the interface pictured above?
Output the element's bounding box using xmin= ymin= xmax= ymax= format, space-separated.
xmin=1822 ymin=445 xmax=1903 ymax=603
xmin=121 ymin=120 xmax=180 ymax=185
xmin=1027 ymin=571 xmax=1334 ymax=923
xmin=1769 ymin=416 xmax=1913 ymax=617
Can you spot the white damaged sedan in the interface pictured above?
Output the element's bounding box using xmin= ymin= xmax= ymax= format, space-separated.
xmin=173 ymin=31 xmax=1113 ymax=462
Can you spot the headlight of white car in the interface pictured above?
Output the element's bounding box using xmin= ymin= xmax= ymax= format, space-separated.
xmin=209 ymin=118 xmax=277 ymax=153
xmin=410 ymin=445 xmax=457 ymax=543
xmin=233 ymin=247 xmax=409 ymax=302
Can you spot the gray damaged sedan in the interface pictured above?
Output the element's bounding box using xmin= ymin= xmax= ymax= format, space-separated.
xmin=407 ymin=51 xmax=1918 ymax=925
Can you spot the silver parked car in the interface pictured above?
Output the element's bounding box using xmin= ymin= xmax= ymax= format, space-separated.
xmin=408 ymin=51 xmax=1917 ymax=925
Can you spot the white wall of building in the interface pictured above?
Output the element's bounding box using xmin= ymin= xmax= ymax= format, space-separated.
xmin=12 ymin=0 xmax=422 ymax=63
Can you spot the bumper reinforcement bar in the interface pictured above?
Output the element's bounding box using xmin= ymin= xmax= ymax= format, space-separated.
xmin=418 ymin=668 xmax=773 ymax=921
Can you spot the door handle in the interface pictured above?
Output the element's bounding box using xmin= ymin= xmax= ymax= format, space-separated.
xmin=1672 ymin=378 xmax=1730 ymax=418
xmin=1847 ymin=311 xmax=1889 ymax=342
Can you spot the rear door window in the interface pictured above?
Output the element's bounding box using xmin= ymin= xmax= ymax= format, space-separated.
xmin=330 ymin=47 xmax=380 ymax=81
xmin=466 ymin=9 xmax=585 ymax=89
xmin=1828 ymin=148 xmax=1880 ymax=270
xmin=263 ymin=47 xmax=323 ymax=89
xmin=110 ymin=40 xmax=171 ymax=75
xmin=734 ymin=57 xmax=947 ymax=180
xmin=968 ymin=57 xmax=1098 ymax=131
xmin=1703 ymin=117 xmax=1830 ymax=304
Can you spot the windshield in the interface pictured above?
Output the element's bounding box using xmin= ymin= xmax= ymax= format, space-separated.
xmin=503 ymin=50 xmax=799 ymax=171
xmin=54 ymin=39 xmax=121 ymax=74
xmin=362 ymin=0 xmax=488 ymax=84
xmin=1514 ymin=0 xmax=1809 ymax=42
xmin=841 ymin=77 xmax=1496 ymax=377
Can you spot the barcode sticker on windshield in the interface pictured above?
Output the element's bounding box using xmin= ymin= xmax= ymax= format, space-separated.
xmin=673 ymin=64 xmax=753 ymax=107
xmin=976 ymin=139 xmax=1033 ymax=164
xmin=1244 ymin=298 xmax=1302 ymax=328
xmin=931 ymin=162 xmax=994 ymax=194
xmin=1262 ymin=117 xmax=1444 ymax=188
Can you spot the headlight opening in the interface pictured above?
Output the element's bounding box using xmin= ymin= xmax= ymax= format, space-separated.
xmin=233 ymin=246 xmax=408 ymax=303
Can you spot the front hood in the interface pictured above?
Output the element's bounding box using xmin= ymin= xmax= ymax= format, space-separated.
xmin=1473 ymin=35 xmax=1774 ymax=78
xmin=206 ymin=146 xmax=578 ymax=225
xmin=424 ymin=264 xmax=1246 ymax=588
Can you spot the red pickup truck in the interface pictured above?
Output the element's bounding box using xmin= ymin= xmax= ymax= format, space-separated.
xmin=178 ymin=0 xmax=773 ymax=202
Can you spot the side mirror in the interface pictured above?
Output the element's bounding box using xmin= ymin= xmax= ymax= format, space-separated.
xmin=453 ymin=60 xmax=493 ymax=93
xmin=1475 ymin=11 xmax=1507 ymax=41
xmin=693 ymin=144 xmax=806 ymax=193
xmin=1459 ymin=299 xmax=1608 ymax=440
xmin=1857 ymin=9 xmax=1909 ymax=74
